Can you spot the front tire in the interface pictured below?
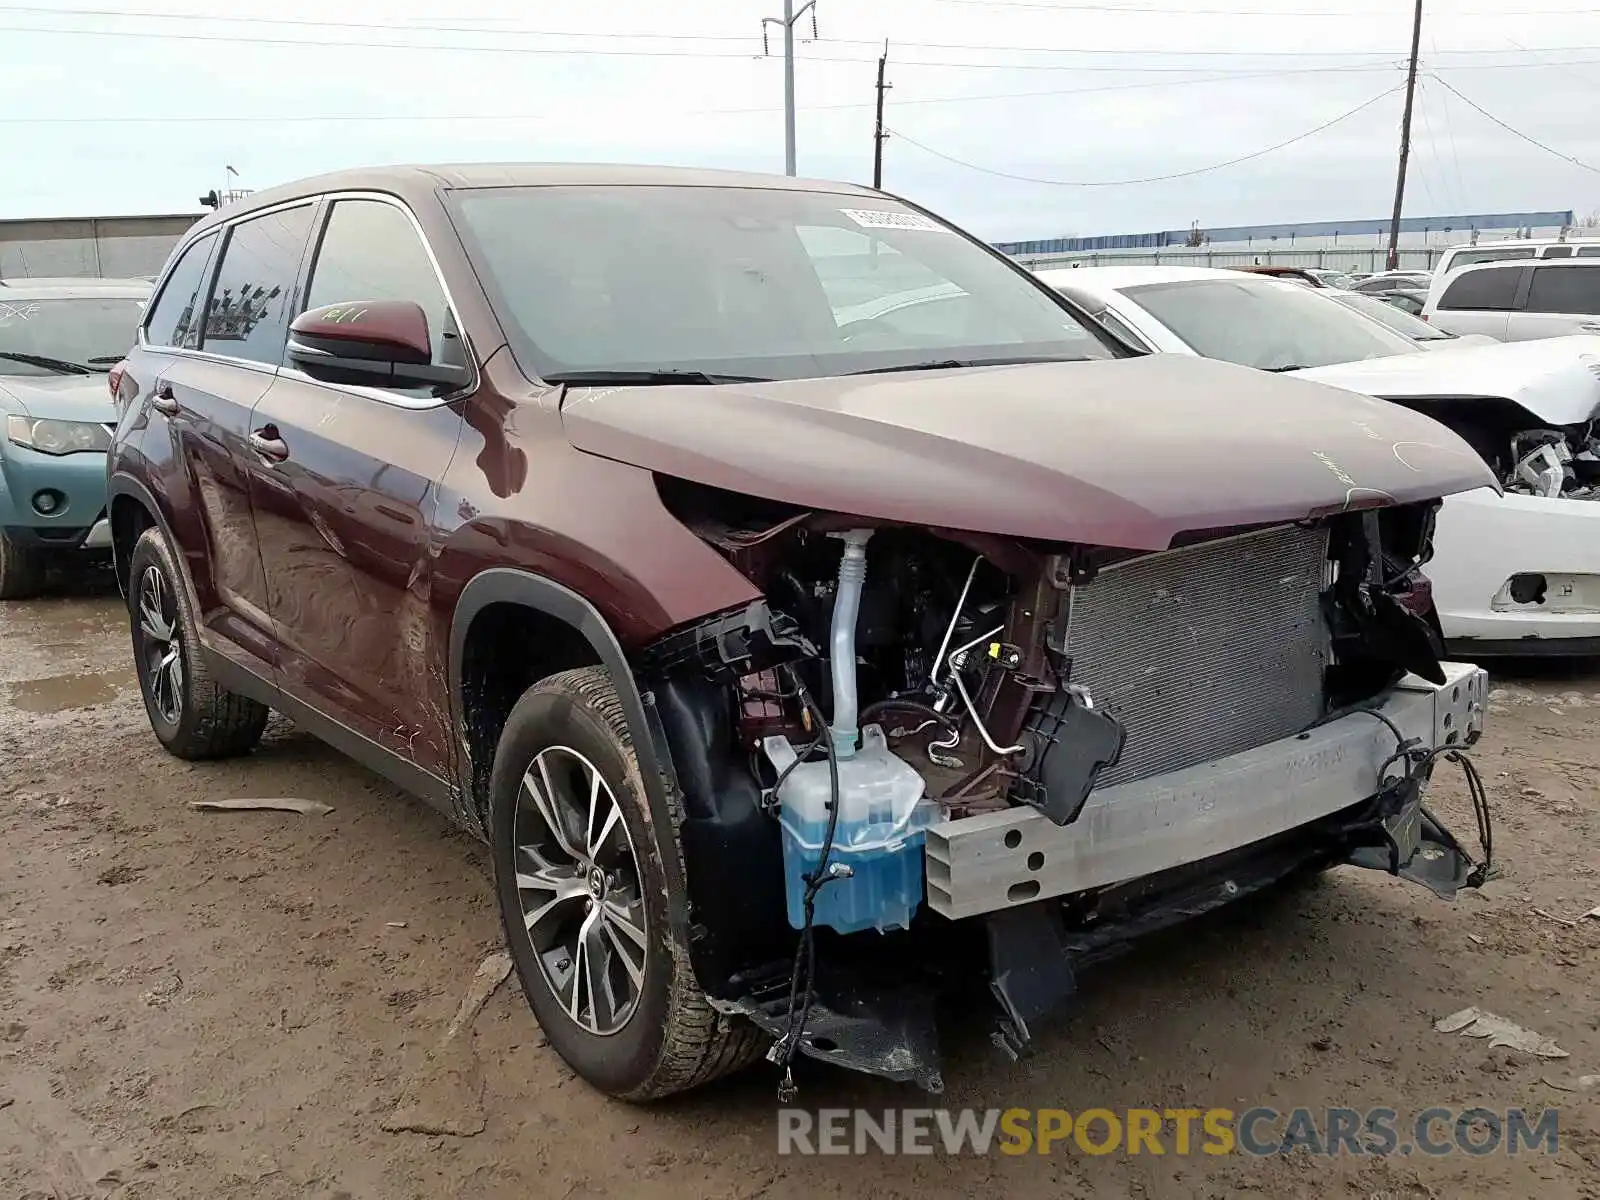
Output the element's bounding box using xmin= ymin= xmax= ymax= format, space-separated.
xmin=0 ymin=531 xmax=45 ymax=600
xmin=127 ymin=526 xmax=269 ymax=760
xmin=489 ymin=666 xmax=765 ymax=1100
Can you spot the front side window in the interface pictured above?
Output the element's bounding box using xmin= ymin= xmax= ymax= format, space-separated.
xmin=144 ymin=231 xmax=217 ymax=349
xmin=1438 ymin=267 xmax=1522 ymax=312
xmin=1118 ymin=277 xmax=1418 ymax=370
xmin=448 ymin=185 xmax=1110 ymax=382
xmin=201 ymin=205 xmax=315 ymax=365
xmin=0 ymin=296 xmax=148 ymax=377
xmin=1525 ymin=265 xmax=1600 ymax=315
xmin=303 ymin=199 xmax=451 ymax=362
xmin=1543 ymin=246 xmax=1574 ymax=259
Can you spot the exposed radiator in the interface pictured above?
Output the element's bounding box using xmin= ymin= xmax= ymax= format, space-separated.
xmin=1065 ymin=523 xmax=1331 ymax=789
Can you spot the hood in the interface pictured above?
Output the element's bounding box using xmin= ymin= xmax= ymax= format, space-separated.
xmin=1292 ymin=334 xmax=1600 ymax=425
xmin=0 ymin=374 xmax=115 ymax=422
xmin=560 ymin=355 xmax=1496 ymax=552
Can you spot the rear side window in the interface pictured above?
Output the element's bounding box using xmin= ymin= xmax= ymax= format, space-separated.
xmin=303 ymin=199 xmax=451 ymax=362
xmin=201 ymin=204 xmax=316 ymax=365
xmin=1438 ymin=268 xmax=1522 ymax=311
xmin=1578 ymin=246 xmax=1600 ymax=258
xmin=1526 ymin=265 xmax=1600 ymax=315
xmin=1543 ymin=246 xmax=1574 ymax=259
xmin=144 ymin=232 xmax=217 ymax=349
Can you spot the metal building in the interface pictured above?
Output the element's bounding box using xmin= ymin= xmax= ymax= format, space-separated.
xmin=0 ymin=213 xmax=202 ymax=281
xmin=994 ymin=210 xmax=1578 ymax=272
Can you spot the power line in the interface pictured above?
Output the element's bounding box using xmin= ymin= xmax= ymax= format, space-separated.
xmin=0 ymin=21 xmax=1426 ymax=72
xmin=1427 ymin=73 xmax=1600 ymax=174
xmin=0 ymin=64 xmax=1410 ymax=126
xmin=5 ymin=12 xmax=1599 ymax=65
xmin=888 ymin=84 xmax=1404 ymax=187
xmin=0 ymin=4 xmax=1475 ymax=57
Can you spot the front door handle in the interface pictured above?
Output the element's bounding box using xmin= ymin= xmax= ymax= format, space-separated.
xmin=150 ymin=383 xmax=179 ymax=415
xmin=248 ymin=429 xmax=289 ymax=464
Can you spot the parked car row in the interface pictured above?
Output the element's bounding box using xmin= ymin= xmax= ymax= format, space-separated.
xmin=1037 ymin=264 xmax=1600 ymax=658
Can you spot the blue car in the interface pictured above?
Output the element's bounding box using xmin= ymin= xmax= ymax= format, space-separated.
xmin=0 ymin=277 xmax=150 ymax=597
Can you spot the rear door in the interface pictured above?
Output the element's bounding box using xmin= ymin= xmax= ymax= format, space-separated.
xmin=1426 ymin=266 xmax=1521 ymax=340
xmin=179 ymin=202 xmax=317 ymax=664
xmin=243 ymin=194 xmax=468 ymax=788
xmin=125 ymin=204 xmax=316 ymax=672
xmin=1508 ymin=263 xmax=1600 ymax=341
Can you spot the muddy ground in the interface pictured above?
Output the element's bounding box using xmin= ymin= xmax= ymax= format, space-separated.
xmin=1 ymin=574 xmax=1597 ymax=1199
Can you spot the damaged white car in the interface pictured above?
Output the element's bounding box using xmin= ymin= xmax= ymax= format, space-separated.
xmin=1040 ymin=265 xmax=1600 ymax=656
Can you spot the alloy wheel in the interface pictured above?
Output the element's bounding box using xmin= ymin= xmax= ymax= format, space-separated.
xmin=137 ymin=565 xmax=183 ymax=724
xmin=513 ymin=746 xmax=649 ymax=1037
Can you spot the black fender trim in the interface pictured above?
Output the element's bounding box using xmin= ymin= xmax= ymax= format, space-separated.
xmin=106 ymin=472 xmax=178 ymax=603
xmin=448 ymin=568 xmax=691 ymax=936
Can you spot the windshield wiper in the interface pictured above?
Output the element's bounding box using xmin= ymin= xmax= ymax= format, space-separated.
xmin=0 ymin=351 xmax=100 ymax=375
xmin=545 ymin=369 xmax=773 ymax=386
xmin=1263 ymin=364 xmax=1313 ymax=373
xmin=848 ymin=355 xmax=1089 ymax=376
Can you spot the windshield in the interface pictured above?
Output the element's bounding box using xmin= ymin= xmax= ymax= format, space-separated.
xmin=447 ymin=185 xmax=1111 ymax=381
xmin=1120 ymin=277 xmax=1420 ymax=370
xmin=1326 ymin=290 xmax=1450 ymax=340
xmin=0 ymin=296 xmax=145 ymax=375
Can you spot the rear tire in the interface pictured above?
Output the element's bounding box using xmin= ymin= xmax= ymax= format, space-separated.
xmin=127 ymin=526 xmax=269 ymax=760
xmin=489 ymin=666 xmax=766 ymax=1100
xmin=0 ymin=531 xmax=45 ymax=600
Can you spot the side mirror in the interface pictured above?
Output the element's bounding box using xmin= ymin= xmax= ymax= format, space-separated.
xmin=286 ymin=301 xmax=471 ymax=391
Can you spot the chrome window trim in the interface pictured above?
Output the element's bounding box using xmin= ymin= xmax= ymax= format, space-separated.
xmin=135 ymin=190 xmax=477 ymax=412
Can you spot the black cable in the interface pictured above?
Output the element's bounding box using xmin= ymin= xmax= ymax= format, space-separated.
xmin=773 ymin=665 xmax=843 ymax=1101
xmin=762 ymin=729 xmax=825 ymax=811
xmin=1351 ymin=706 xmax=1495 ymax=889
xmin=858 ymin=698 xmax=960 ymax=733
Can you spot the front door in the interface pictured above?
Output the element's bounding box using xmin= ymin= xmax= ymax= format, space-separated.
xmin=244 ymin=196 xmax=467 ymax=786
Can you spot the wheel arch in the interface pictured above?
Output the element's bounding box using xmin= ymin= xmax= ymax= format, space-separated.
xmin=449 ymin=567 xmax=691 ymax=935
xmin=108 ymin=473 xmax=177 ymax=601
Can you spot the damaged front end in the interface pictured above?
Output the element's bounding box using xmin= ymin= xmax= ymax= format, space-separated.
xmin=632 ymin=478 xmax=1495 ymax=1096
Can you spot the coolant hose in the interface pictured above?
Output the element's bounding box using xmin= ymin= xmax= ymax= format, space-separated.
xmin=828 ymin=529 xmax=873 ymax=759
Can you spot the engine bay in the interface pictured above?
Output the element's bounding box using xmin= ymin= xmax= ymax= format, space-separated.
xmin=637 ymin=474 xmax=1480 ymax=1093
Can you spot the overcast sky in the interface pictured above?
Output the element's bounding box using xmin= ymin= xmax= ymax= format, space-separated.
xmin=2 ymin=0 xmax=1599 ymax=240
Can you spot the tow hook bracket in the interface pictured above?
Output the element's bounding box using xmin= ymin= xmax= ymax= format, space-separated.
xmin=1344 ymin=774 xmax=1478 ymax=900
xmin=986 ymin=905 xmax=1076 ymax=1061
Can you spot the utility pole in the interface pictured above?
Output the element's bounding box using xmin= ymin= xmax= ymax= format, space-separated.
xmin=1385 ymin=0 xmax=1424 ymax=271
xmin=873 ymin=42 xmax=891 ymax=189
xmin=762 ymin=0 xmax=818 ymax=176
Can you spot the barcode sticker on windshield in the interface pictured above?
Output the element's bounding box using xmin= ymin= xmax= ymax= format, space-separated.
xmin=841 ymin=208 xmax=947 ymax=233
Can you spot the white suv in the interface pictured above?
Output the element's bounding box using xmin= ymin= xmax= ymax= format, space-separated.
xmin=1435 ymin=238 xmax=1600 ymax=279
xmin=1422 ymin=258 xmax=1600 ymax=341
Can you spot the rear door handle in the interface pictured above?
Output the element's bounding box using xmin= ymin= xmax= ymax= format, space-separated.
xmin=150 ymin=382 xmax=179 ymax=415
xmin=248 ymin=429 xmax=289 ymax=464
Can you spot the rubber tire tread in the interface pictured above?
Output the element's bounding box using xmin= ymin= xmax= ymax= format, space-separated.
xmin=128 ymin=526 xmax=269 ymax=760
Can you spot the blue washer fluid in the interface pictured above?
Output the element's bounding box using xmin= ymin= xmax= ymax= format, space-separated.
xmin=763 ymin=725 xmax=937 ymax=935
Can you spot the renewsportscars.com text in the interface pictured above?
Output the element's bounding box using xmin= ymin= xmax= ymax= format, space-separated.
xmin=777 ymin=1107 xmax=1560 ymax=1157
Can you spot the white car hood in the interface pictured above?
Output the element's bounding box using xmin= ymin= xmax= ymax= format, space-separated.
xmin=1291 ymin=334 xmax=1600 ymax=425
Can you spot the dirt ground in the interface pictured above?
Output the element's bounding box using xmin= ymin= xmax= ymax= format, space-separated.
xmin=2 ymin=574 xmax=1597 ymax=1199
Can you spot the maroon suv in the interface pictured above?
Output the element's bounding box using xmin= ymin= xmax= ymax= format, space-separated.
xmin=109 ymin=164 xmax=1498 ymax=1101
